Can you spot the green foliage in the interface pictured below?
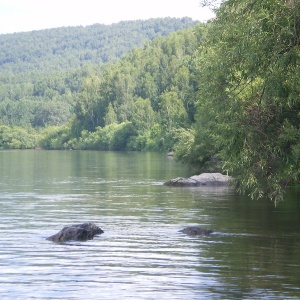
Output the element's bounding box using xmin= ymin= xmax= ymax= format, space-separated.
xmin=41 ymin=122 xmax=137 ymax=151
xmin=159 ymin=90 xmax=188 ymax=130
xmin=131 ymin=98 xmax=156 ymax=132
xmin=1 ymin=5 xmax=299 ymax=203
xmin=192 ymin=0 xmax=300 ymax=203
xmin=0 ymin=125 xmax=40 ymax=149
xmin=0 ymin=68 xmax=87 ymax=128
xmin=1 ymin=23 xmax=202 ymax=153
xmin=40 ymin=125 xmax=73 ymax=149
xmin=110 ymin=122 xmax=137 ymax=150
xmin=74 ymin=74 xmax=107 ymax=130
xmin=173 ymin=128 xmax=196 ymax=163
xmin=0 ymin=18 xmax=198 ymax=129
xmin=104 ymin=103 xmax=118 ymax=126
xmin=0 ymin=18 xmax=197 ymax=74
xmin=69 ymin=26 xmax=202 ymax=151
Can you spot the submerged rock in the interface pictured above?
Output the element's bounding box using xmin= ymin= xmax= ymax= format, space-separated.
xmin=164 ymin=173 xmax=232 ymax=187
xmin=46 ymin=223 xmax=104 ymax=243
xmin=179 ymin=226 xmax=213 ymax=236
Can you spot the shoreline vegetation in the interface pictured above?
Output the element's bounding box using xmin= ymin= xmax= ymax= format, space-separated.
xmin=1 ymin=2 xmax=300 ymax=203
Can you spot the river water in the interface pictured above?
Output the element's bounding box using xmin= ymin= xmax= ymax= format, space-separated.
xmin=0 ymin=150 xmax=299 ymax=299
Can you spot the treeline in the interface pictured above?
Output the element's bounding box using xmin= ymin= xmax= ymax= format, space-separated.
xmin=0 ymin=18 xmax=197 ymax=73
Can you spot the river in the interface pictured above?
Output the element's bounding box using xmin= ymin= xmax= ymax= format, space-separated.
xmin=0 ymin=150 xmax=299 ymax=299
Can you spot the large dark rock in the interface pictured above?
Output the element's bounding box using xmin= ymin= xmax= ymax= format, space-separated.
xmin=46 ymin=223 xmax=104 ymax=243
xmin=164 ymin=173 xmax=232 ymax=187
xmin=179 ymin=226 xmax=213 ymax=236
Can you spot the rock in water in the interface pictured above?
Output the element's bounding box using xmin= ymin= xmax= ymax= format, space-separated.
xmin=164 ymin=173 xmax=232 ymax=187
xmin=46 ymin=223 xmax=104 ymax=243
xmin=179 ymin=226 xmax=213 ymax=236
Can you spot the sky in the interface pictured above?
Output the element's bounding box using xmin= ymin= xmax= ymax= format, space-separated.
xmin=0 ymin=0 xmax=215 ymax=35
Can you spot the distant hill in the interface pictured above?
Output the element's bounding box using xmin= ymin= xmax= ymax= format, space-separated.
xmin=0 ymin=17 xmax=198 ymax=73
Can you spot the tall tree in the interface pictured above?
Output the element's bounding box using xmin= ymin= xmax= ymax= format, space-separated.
xmin=131 ymin=97 xmax=156 ymax=132
xmin=74 ymin=75 xmax=108 ymax=131
xmin=159 ymin=90 xmax=188 ymax=131
xmin=104 ymin=103 xmax=118 ymax=126
xmin=194 ymin=0 xmax=300 ymax=203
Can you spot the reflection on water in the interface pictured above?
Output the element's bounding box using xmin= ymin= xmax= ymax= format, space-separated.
xmin=0 ymin=150 xmax=300 ymax=299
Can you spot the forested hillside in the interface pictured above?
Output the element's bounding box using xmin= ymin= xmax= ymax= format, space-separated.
xmin=38 ymin=26 xmax=202 ymax=151
xmin=0 ymin=17 xmax=196 ymax=73
xmin=0 ymin=23 xmax=201 ymax=151
xmin=0 ymin=17 xmax=198 ymax=128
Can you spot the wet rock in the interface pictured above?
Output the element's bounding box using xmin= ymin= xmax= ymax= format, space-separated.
xmin=46 ymin=223 xmax=104 ymax=243
xmin=179 ymin=226 xmax=213 ymax=236
xmin=164 ymin=173 xmax=232 ymax=187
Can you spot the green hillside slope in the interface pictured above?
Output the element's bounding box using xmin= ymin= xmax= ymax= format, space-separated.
xmin=0 ymin=18 xmax=197 ymax=73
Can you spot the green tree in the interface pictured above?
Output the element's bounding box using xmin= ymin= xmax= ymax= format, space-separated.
xmin=139 ymin=72 xmax=158 ymax=106
xmin=159 ymin=90 xmax=188 ymax=130
xmin=33 ymin=100 xmax=70 ymax=127
xmin=131 ymin=97 xmax=156 ymax=133
xmin=104 ymin=103 xmax=118 ymax=126
xmin=75 ymin=75 xmax=108 ymax=131
xmin=194 ymin=0 xmax=300 ymax=203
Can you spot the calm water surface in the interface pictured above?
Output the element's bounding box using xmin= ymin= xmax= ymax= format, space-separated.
xmin=0 ymin=150 xmax=300 ymax=299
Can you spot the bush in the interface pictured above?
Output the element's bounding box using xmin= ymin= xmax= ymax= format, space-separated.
xmin=0 ymin=125 xmax=40 ymax=149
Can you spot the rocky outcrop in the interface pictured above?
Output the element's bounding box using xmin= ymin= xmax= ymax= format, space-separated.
xmin=46 ymin=223 xmax=104 ymax=243
xmin=179 ymin=226 xmax=213 ymax=236
xmin=164 ymin=172 xmax=232 ymax=187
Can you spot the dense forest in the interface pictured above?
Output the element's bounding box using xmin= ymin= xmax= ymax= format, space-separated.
xmin=0 ymin=2 xmax=299 ymax=204
xmin=0 ymin=17 xmax=197 ymax=128
xmin=0 ymin=17 xmax=196 ymax=73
